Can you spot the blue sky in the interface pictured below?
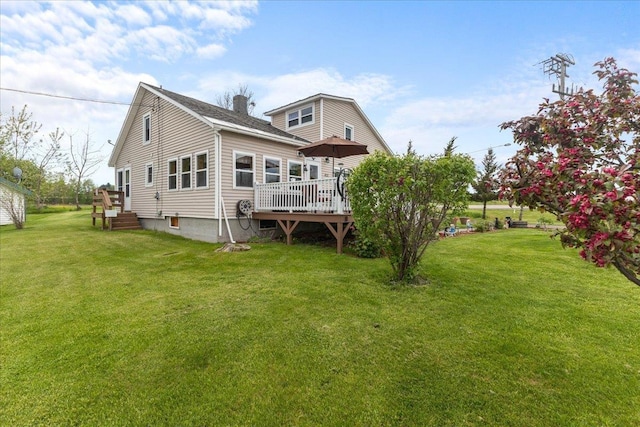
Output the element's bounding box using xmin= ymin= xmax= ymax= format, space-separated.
xmin=1 ymin=0 xmax=639 ymax=185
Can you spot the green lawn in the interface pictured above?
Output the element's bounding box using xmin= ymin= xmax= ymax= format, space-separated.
xmin=1 ymin=211 xmax=638 ymax=426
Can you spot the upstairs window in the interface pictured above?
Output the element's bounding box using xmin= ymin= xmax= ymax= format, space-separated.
xmin=287 ymin=104 xmax=314 ymax=129
xmin=143 ymin=113 xmax=151 ymax=144
xmin=234 ymin=151 xmax=255 ymax=188
xmin=168 ymin=159 xmax=178 ymax=190
xmin=181 ymin=155 xmax=192 ymax=190
xmin=195 ymin=151 xmax=208 ymax=188
xmin=264 ymin=157 xmax=281 ymax=183
xmin=344 ymin=123 xmax=354 ymax=141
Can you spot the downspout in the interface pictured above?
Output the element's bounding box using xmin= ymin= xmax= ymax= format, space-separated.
xmin=213 ymin=129 xmax=222 ymax=236
xmin=319 ymin=98 xmax=324 ymax=140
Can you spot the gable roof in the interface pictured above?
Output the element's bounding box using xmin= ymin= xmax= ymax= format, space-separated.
xmin=0 ymin=177 xmax=32 ymax=196
xmin=264 ymin=93 xmax=392 ymax=154
xmin=109 ymin=83 xmax=309 ymax=167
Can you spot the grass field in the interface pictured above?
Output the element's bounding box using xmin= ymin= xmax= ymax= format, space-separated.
xmin=1 ymin=211 xmax=638 ymax=426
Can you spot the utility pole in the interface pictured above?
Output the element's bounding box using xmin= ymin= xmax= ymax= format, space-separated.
xmin=541 ymin=53 xmax=575 ymax=100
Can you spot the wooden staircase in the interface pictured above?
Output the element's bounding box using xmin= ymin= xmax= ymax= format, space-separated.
xmin=109 ymin=211 xmax=142 ymax=231
xmin=92 ymin=189 xmax=142 ymax=231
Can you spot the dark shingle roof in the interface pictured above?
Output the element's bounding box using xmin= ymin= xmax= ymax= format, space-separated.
xmin=0 ymin=177 xmax=32 ymax=195
xmin=146 ymin=84 xmax=308 ymax=143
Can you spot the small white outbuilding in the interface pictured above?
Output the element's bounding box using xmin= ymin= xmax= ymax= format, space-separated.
xmin=0 ymin=177 xmax=31 ymax=226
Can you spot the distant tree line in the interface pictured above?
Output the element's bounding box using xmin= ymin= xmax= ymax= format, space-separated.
xmin=0 ymin=105 xmax=106 ymax=211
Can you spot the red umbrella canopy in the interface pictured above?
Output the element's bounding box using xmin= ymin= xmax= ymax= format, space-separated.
xmin=297 ymin=135 xmax=369 ymax=159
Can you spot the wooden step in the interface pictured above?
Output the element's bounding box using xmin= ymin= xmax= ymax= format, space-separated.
xmin=110 ymin=212 xmax=142 ymax=231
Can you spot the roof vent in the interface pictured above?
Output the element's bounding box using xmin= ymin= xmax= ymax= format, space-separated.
xmin=233 ymin=95 xmax=248 ymax=116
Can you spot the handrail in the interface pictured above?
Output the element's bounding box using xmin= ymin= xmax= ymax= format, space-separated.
xmin=100 ymin=189 xmax=113 ymax=210
xmin=254 ymin=177 xmax=350 ymax=213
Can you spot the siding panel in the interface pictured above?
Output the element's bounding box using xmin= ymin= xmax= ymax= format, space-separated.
xmin=112 ymin=90 xmax=217 ymax=220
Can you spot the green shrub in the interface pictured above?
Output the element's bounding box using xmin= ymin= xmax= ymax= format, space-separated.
xmin=350 ymin=234 xmax=382 ymax=258
xmin=473 ymin=220 xmax=492 ymax=232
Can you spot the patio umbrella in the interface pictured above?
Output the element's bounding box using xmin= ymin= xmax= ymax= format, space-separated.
xmin=297 ymin=135 xmax=369 ymax=160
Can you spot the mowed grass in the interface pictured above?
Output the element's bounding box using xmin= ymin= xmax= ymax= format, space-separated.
xmin=1 ymin=211 xmax=639 ymax=426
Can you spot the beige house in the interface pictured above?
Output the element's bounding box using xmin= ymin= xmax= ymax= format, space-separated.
xmin=108 ymin=83 xmax=391 ymax=243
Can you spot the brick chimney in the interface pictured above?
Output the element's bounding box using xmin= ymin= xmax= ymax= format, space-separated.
xmin=233 ymin=95 xmax=248 ymax=115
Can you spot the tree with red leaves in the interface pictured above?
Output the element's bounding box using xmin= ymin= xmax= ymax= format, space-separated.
xmin=500 ymin=58 xmax=640 ymax=286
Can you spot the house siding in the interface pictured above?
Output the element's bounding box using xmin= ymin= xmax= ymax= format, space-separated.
xmin=0 ymin=185 xmax=25 ymax=226
xmin=321 ymin=98 xmax=390 ymax=171
xmin=272 ymin=100 xmax=321 ymax=142
xmin=112 ymin=90 xmax=217 ymax=220
xmin=219 ymin=131 xmax=331 ymax=215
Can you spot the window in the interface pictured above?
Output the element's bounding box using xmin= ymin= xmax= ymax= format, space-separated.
xmin=143 ymin=113 xmax=151 ymax=144
xmin=286 ymin=104 xmax=314 ymax=129
xmin=259 ymin=219 xmax=277 ymax=230
xmin=145 ymin=162 xmax=153 ymax=187
xmin=234 ymin=151 xmax=255 ymax=188
xmin=195 ymin=151 xmax=208 ymax=188
xmin=264 ymin=157 xmax=281 ymax=183
xmin=288 ymin=160 xmax=302 ymax=181
xmin=180 ymin=155 xmax=192 ymax=190
xmin=344 ymin=123 xmax=354 ymax=141
xmin=117 ymin=169 xmax=123 ymax=192
xmin=168 ymin=159 xmax=178 ymax=190
xmin=169 ymin=216 xmax=179 ymax=229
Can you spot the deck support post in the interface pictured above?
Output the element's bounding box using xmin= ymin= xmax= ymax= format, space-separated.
xmin=324 ymin=221 xmax=353 ymax=254
xmin=254 ymin=212 xmax=354 ymax=255
xmin=277 ymin=219 xmax=300 ymax=246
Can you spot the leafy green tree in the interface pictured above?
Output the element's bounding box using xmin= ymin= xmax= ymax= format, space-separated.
xmin=500 ymin=58 xmax=640 ymax=286
xmin=1 ymin=105 xmax=42 ymax=160
xmin=471 ymin=148 xmax=500 ymax=219
xmin=348 ymin=141 xmax=476 ymax=282
xmin=1 ymin=106 xmax=65 ymax=209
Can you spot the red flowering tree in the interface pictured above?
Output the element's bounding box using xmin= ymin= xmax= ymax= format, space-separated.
xmin=500 ymin=58 xmax=640 ymax=286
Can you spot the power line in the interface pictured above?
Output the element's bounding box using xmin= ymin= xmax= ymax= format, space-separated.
xmin=0 ymin=87 xmax=150 ymax=107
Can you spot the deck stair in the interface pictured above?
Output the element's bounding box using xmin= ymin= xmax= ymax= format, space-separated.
xmin=92 ymin=189 xmax=141 ymax=230
xmin=109 ymin=211 xmax=142 ymax=231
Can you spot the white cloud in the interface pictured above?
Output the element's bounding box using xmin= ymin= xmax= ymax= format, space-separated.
xmin=0 ymin=1 xmax=258 ymax=185
xmin=114 ymin=4 xmax=152 ymax=28
xmin=196 ymin=43 xmax=227 ymax=59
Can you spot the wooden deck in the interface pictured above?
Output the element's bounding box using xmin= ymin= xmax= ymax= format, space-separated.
xmin=253 ymin=178 xmax=354 ymax=253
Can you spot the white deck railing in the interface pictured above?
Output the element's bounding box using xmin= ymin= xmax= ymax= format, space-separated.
xmin=254 ymin=177 xmax=350 ymax=214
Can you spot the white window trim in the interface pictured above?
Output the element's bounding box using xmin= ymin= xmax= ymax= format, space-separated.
xmin=286 ymin=103 xmax=315 ymax=130
xmin=143 ymin=113 xmax=151 ymax=145
xmin=169 ymin=216 xmax=180 ymax=229
xmin=116 ymin=168 xmax=124 ymax=192
xmin=233 ymin=150 xmax=255 ymax=189
xmin=344 ymin=123 xmax=354 ymax=141
xmin=288 ymin=160 xmax=303 ymax=181
xmin=195 ymin=150 xmax=209 ymax=189
xmin=167 ymin=158 xmax=178 ymax=191
xmin=264 ymin=156 xmax=282 ymax=184
xmin=180 ymin=154 xmax=192 ymax=190
xmin=145 ymin=162 xmax=153 ymax=187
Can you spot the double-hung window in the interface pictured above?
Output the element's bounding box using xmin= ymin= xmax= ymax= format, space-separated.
xmin=143 ymin=113 xmax=151 ymax=145
xmin=195 ymin=151 xmax=208 ymax=188
xmin=286 ymin=104 xmax=314 ymax=129
xmin=234 ymin=151 xmax=255 ymax=188
xmin=288 ymin=161 xmax=302 ymax=181
xmin=264 ymin=157 xmax=281 ymax=183
xmin=168 ymin=159 xmax=178 ymax=191
xmin=344 ymin=123 xmax=354 ymax=141
xmin=145 ymin=162 xmax=153 ymax=187
xmin=180 ymin=155 xmax=192 ymax=190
